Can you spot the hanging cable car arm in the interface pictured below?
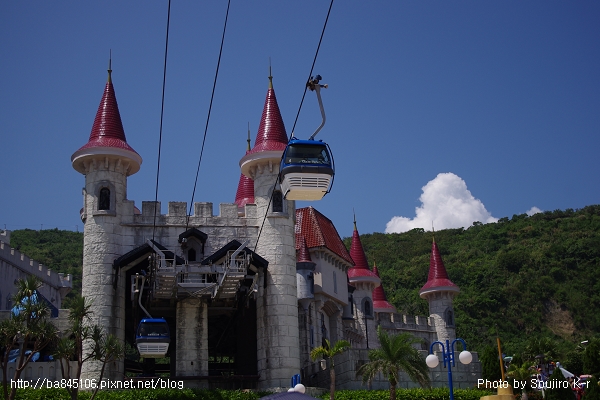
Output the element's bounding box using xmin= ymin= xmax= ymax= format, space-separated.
xmin=308 ymin=76 xmax=328 ymax=141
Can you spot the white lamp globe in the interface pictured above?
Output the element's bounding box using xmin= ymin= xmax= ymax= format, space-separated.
xmin=459 ymin=350 xmax=473 ymax=365
xmin=294 ymin=383 xmax=306 ymax=393
xmin=426 ymin=354 xmax=439 ymax=368
xmin=288 ymin=388 xmax=295 ymax=392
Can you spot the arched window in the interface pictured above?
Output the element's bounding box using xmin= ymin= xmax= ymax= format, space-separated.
xmin=445 ymin=308 xmax=455 ymax=327
xmin=364 ymin=300 xmax=372 ymax=317
xmin=188 ymin=248 xmax=197 ymax=262
xmin=272 ymin=190 xmax=283 ymax=213
xmin=308 ymin=272 xmax=314 ymax=294
xmin=99 ymin=188 xmax=110 ymax=210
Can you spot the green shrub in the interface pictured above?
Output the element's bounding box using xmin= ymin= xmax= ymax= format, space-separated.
xmin=317 ymin=388 xmax=493 ymax=400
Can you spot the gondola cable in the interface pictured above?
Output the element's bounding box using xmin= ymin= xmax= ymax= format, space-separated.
xmin=254 ymin=0 xmax=334 ymax=252
xmin=151 ymin=0 xmax=172 ymax=242
xmin=185 ymin=0 xmax=232 ymax=232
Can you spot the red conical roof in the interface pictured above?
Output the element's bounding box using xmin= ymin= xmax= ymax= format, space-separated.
xmin=419 ymin=238 xmax=459 ymax=297
xmin=248 ymin=77 xmax=288 ymax=154
xmin=372 ymin=263 xmax=396 ymax=313
xmin=296 ymin=237 xmax=313 ymax=263
xmin=235 ymin=135 xmax=255 ymax=209
xmin=72 ymin=70 xmax=141 ymax=175
xmin=348 ymin=221 xmax=380 ymax=283
xmin=76 ymin=73 xmax=139 ymax=155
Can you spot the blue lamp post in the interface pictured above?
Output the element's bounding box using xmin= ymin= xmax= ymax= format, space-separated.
xmin=426 ymin=339 xmax=473 ymax=400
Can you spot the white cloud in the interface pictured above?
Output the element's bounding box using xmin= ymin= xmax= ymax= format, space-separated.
xmin=526 ymin=206 xmax=542 ymax=216
xmin=385 ymin=172 xmax=498 ymax=233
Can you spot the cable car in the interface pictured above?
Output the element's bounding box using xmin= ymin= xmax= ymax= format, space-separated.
xmin=279 ymin=75 xmax=334 ymax=201
xmin=135 ymin=318 xmax=170 ymax=358
xmin=279 ymin=138 xmax=334 ymax=201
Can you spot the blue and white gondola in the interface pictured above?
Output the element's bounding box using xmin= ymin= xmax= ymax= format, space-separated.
xmin=135 ymin=318 xmax=170 ymax=358
xmin=279 ymin=138 xmax=334 ymax=201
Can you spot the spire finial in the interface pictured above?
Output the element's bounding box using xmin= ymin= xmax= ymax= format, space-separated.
xmin=432 ymin=222 xmax=435 ymax=243
xmin=268 ymin=58 xmax=273 ymax=89
xmin=107 ymin=50 xmax=112 ymax=83
xmin=353 ymin=208 xmax=357 ymax=231
xmin=247 ymin=122 xmax=251 ymax=151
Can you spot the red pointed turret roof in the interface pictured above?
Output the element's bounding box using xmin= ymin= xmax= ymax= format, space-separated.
xmin=72 ymin=70 xmax=141 ymax=175
xmin=295 ymin=207 xmax=353 ymax=265
xmin=234 ymin=170 xmax=255 ymax=209
xmin=76 ymin=72 xmax=139 ymax=155
xmin=248 ymin=77 xmax=288 ymax=154
xmin=419 ymin=238 xmax=459 ymax=297
xmin=235 ymin=132 xmax=255 ymax=209
xmin=348 ymin=221 xmax=380 ymax=283
xmin=372 ymin=263 xmax=396 ymax=312
xmin=296 ymin=237 xmax=313 ymax=263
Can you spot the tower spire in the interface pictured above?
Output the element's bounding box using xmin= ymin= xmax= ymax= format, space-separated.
xmin=108 ymin=50 xmax=112 ymax=83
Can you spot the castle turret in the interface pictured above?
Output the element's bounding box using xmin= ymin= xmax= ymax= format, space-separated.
xmin=71 ymin=65 xmax=141 ymax=380
xmin=234 ymin=128 xmax=255 ymax=216
xmin=239 ymin=75 xmax=299 ymax=388
xmin=372 ymin=263 xmax=396 ymax=314
xmin=347 ymin=219 xmax=380 ymax=349
xmin=419 ymin=237 xmax=459 ymax=342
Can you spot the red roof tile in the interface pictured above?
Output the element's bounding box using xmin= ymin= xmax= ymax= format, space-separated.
xmin=75 ymin=74 xmax=139 ymax=156
xmin=295 ymin=207 xmax=353 ymax=265
xmin=348 ymin=223 xmax=379 ymax=281
xmin=372 ymin=263 xmax=396 ymax=312
xmin=249 ymin=78 xmax=288 ymax=154
xmin=235 ymin=148 xmax=255 ymax=208
xmin=296 ymin=237 xmax=313 ymax=263
xmin=419 ymin=239 xmax=459 ymax=296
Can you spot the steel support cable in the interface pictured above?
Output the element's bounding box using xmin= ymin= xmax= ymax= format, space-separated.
xmin=152 ymin=0 xmax=172 ymax=241
xmin=185 ymin=0 xmax=232 ymax=232
xmin=254 ymin=0 xmax=334 ymax=253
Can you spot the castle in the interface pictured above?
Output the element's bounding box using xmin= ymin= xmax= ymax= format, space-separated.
xmin=71 ymin=67 xmax=480 ymax=390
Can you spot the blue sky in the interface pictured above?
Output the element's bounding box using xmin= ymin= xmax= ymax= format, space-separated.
xmin=1 ymin=1 xmax=599 ymax=237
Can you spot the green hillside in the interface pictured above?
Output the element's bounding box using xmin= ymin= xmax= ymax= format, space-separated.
xmin=8 ymin=228 xmax=83 ymax=307
xmin=344 ymin=205 xmax=600 ymax=360
xmin=6 ymin=205 xmax=600 ymax=364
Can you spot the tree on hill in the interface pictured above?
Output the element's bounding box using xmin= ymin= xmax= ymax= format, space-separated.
xmin=357 ymin=327 xmax=430 ymax=400
xmin=545 ymin=368 xmax=575 ymax=400
xmin=343 ymin=206 xmax=600 ymax=358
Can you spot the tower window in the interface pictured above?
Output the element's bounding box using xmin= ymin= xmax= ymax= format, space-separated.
xmin=272 ymin=190 xmax=283 ymax=213
xmin=445 ymin=308 xmax=455 ymax=327
xmin=188 ymin=248 xmax=197 ymax=262
xmin=333 ymin=271 xmax=337 ymax=293
xmin=99 ymin=188 xmax=110 ymax=210
xmin=308 ymin=272 xmax=314 ymax=294
xmin=364 ymin=300 xmax=372 ymax=317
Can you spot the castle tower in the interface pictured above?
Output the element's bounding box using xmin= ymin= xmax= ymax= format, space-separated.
xmin=372 ymin=263 xmax=396 ymax=314
xmin=296 ymin=237 xmax=315 ymax=366
xmin=347 ymin=219 xmax=380 ymax=349
xmin=71 ymin=66 xmax=141 ymax=380
xmin=239 ymin=75 xmax=299 ymax=388
xmin=419 ymin=238 xmax=459 ymax=342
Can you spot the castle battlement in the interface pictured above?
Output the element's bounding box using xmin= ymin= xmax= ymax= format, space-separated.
xmin=0 ymin=240 xmax=73 ymax=291
xmin=126 ymin=201 xmax=258 ymax=223
xmin=377 ymin=312 xmax=436 ymax=333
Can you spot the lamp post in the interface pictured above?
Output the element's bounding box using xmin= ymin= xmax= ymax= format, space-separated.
xmin=426 ymin=339 xmax=472 ymax=400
